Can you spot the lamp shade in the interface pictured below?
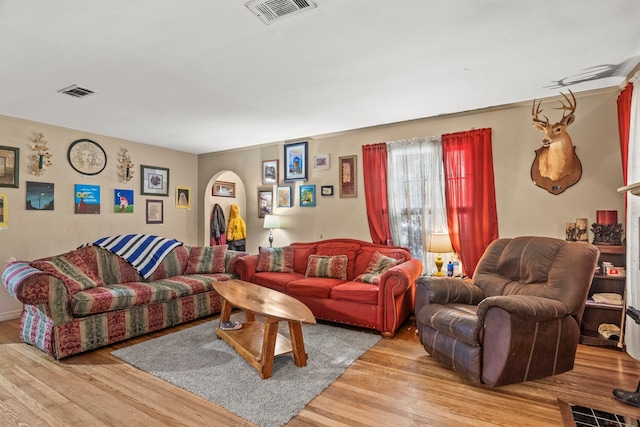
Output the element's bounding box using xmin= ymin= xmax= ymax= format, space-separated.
xmin=263 ymin=214 xmax=280 ymax=229
xmin=428 ymin=232 xmax=452 ymax=253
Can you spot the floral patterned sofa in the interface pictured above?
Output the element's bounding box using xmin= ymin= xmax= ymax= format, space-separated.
xmin=236 ymin=238 xmax=423 ymax=337
xmin=2 ymin=236 xmax=246 ymax=359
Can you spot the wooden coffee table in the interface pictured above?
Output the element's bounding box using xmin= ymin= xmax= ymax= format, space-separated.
xmin=213 ymin=279 xmax=316 ymax=379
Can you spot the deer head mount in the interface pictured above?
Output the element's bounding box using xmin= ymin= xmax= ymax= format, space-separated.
xmin=530 ymin=90 xmax=582 ymax=194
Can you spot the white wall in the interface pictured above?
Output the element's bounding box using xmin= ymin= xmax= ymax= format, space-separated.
xmin=0 ymin=115 xmax=199 ymax=320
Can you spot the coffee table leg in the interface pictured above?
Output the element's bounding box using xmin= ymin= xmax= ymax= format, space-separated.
xmin=289 ymin=321 xmax=308 ymax=367
xmin=216 ymin=298 xmax=232 ymax=339
xmin=259 ymin=319 xmax=279 ymax=379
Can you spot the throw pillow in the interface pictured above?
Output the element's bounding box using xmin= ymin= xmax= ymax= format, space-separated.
xmin=256 ymin=246 xmax=295 ymax=273
xmin=354 ymin=251 xmax=401 ymax=284
xmin=364 ymin=251 xmax=401 ymax=275
xmin=185 ymin=245 xmax=227 ymax=274
xmin=354 ymin=273 xmax=382 ymax=285
xmin=305 ymin=255 xmax=348 ymax=280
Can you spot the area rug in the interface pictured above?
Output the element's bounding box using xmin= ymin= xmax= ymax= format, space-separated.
xmin=111 ymin=313 xmax=381 ymax=427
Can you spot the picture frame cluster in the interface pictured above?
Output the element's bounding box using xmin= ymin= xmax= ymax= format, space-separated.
xmin=255 ymin=142 xmax=358 ymax=215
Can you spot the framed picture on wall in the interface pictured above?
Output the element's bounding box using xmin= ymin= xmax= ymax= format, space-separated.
xmin=258 ymin=187 xmax=273 ymax=218
xmin=262 ymin=159 xmax=278 ymax=185
xmin=276 ymin=186 xmax=292 ymax=208
xmin=339 ymin=155 xmax=357 ymax=198
xmin=75 ymin=184 xmax=100 ymax=214
xmin=68 ymin=139 xmax=107 ymax=176
xmin=284 ymin=141 xmax=308 ymax=181
xmin=146 ymin=199 xmax=164 ymax=224
xmin=314 ymin=154 xmax=330 ymax=170
xmin=141 ymin=165 xmax=169 ymax=196
xmin=26 ymin=181 xmax=54 ymax=210
xmin=212 ymin=181 xmax=235 ymax=197
xmin=0 ymin=193 xmax=7 ymax=227
xmin=321 ymin=185 xmax=334 ymax=196
xmin=0 ymin=145 xmax=19 ymax=188
xmin=176 ymin=186 xmax=190 ymax=208
xmin=300 ymin=184 xmax=316 ymax=207
xmin=114 ymin=189 xmax=134 ymax=213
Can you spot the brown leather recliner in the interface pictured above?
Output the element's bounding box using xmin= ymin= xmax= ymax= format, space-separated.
xmin=415 ymin=236 xmax=599 ymax=387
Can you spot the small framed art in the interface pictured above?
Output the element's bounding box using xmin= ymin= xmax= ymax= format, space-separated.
xmin=339 ymin=155 xmax=357 ymax=198
xmin=276 ymin=186 xmax=292 ymax=208
xmin=212 ymin=181 xmax=236 ymax=197
xmin=262 ymin=159 xmax=278 ymax=185
xmin=75 ymin=184 xmax=100 ymax=214
xmin=300 ymin=184 xmax=316 ymax=207
xmin=284 ymin=141 xmax=308 ymax=181
xmin=26 ymin=182 xmax=54 ymax=210
xmin=258 ymin=187 xmax=273 ymax=218
xmin=68 ymin=139 xmax=107 ymax=176
xmin=146 ymin=199 xmax=164 ymax=224
xmin=321 ymin=185 xmax=334 ymax=196
xmin=314 ymin=154 xmax=330 ymax=170
xmin=0 ymin=193 xmax=7 ymax=227
xmin=176 ymin=186 xmax=190 ymax=208
xmin=0 ymin=145 xmax=19 ymax=188
xmin=141 ymin=165 xmax=169 ymax=196
xmin=114 ymin=189 xmax=134 ymax=213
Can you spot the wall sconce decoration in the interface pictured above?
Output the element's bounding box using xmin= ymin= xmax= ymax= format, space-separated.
xmin=30 ymin=132 xmax=52 ymax=176
xmin=118 ymin=147 xmax=134 ymax=182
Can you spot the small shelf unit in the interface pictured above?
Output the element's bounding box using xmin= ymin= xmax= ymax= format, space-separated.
xmin=579 ymin=245 xmax=626 ymax=348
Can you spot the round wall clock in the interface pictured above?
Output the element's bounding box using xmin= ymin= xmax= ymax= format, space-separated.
xmin=67 ymin=139 xmax=107 ymax=175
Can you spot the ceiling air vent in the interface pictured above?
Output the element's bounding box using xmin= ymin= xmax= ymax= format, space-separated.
xmin=57 ymin=84 xmax=96 ymax=98
xmin=246 ymin=0 xmax=317 ymax=25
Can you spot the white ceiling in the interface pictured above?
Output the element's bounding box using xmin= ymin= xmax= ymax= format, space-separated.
xmin=1 ymin=0 xmax=640 ymax=154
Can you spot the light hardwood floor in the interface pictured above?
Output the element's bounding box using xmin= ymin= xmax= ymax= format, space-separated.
xmin=1 ymin=316 xmax=639 ymax=427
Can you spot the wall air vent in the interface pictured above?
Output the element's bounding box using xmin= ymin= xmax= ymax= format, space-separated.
xmin=57 ymin=84 xmax=96 ymax=98
xmin=246 ymin=0 xmax=316 ymax=25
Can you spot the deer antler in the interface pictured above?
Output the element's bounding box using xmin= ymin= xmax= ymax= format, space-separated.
xmin=554 ymin=89 xmax=576 ymax=123
xmin=531 ymin=99 xmax=549 ymax=127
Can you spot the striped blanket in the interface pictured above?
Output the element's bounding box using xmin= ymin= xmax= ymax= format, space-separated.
xmin=88 ymin=234 xmax=183 ymax=279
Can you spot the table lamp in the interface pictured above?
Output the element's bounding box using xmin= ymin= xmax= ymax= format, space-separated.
xmin=263 ymin=214 xmax=281 ymax=247
xmin=428 ymin=232 xmax=453 ymax=276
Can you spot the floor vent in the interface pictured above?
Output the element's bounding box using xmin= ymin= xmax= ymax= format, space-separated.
xmin=57 ymin=85 xmax=96 ymax=98
xmin=246 ymin=0 xmax=316 ymax=25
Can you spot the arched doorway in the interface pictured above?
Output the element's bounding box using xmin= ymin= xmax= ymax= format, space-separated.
xmin=204 ymin=171 xmax=247 ymax=246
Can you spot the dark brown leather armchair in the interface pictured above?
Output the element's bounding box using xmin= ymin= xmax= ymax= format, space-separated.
xmin=415 ymin=236 xmax=599 ymax=387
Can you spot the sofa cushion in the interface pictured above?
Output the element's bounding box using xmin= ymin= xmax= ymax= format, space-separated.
xmin=305 ymin=255 xmax=348 ymax=280
xmin=354 ymin=251 xmax=401 ymax=284
xmin=330 ymin=281 xmax=379 ymax=304
xmin=185 ymin=245 xmax=227 ymax=274
xmin=287 ymin=277 xmax=345 ymax=299
xmin=290 ymin=243 xmax=318 ymax=274
xmin=256 ymin=246 xmax=295 ymax=273
xmin=70 ymin=275 xmax=224 ymax=317
xmin=225 ymin=249 xmax=248 ymax=276
xmin=250 ymin=271 xmax=304 ymax=293
xmin=32 ymin=256 xmax=104 ymax=294
xmin=316 ymin=242 xmax=360 ymax=280
xmin=354 ymin=246 xmax=408 ymax=276
xmin=145 ymin=245 xmax=191 ymax=282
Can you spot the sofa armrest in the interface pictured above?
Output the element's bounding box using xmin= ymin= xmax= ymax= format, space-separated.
xmin=379 ymin=258 xmax=422 ymax=296
xmin=2 ymin=261 xmax=72 ymax=323
xmin=476 ymin=295 xmax=569 ymax=322
xmin=236 ymin=255 xmax=259 ymax=281
xmin=416 ymin=276 xmax=485 ymax=305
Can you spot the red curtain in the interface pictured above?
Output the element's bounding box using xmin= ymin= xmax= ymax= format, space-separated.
xmin=618 ymin=82 xmax=633 ymax=186
xmin=362 ymin=143 xmax=393 ymax=245
xmin=442 ymin=128 xmax=498 ymax=277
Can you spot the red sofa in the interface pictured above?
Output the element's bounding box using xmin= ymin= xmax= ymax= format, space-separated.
xmin=236 ymin=238 xmax=423 ymax=337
